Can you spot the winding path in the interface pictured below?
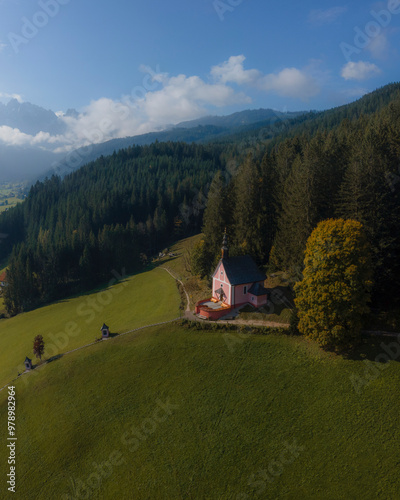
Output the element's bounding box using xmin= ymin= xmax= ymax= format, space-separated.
xmin=160 ymin=266 xmax=191 ymax=313
xmin=0 ymin=317 xmax=180 ymax=393
xmin=1 ymin=266 xmax=398 ymax=394
xmin=0 ymin=267 xmax=190 ymax=393
xmin=159 ymin=266 xmax=290 ymax=327
xmin=1 ymin=266 xmax=289 ymax=393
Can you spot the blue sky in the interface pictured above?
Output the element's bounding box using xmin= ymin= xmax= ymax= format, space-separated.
xmin=0 ymin=0 xmax=399 ymax=149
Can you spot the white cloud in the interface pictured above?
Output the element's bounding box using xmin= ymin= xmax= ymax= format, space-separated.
xmin=0 ymin=42 xmax=7 ymax=52
xmin=0 ymin=92 xmax=23 ymax=102
xmin=0 ymin=125 xmax=63 ymax=147
xmin=59 ymin=98 xmax=143 ymax=149
xmin=0 ymin=126 xmax=31 ymax=146
xmin=341 ymin=61 xmax=381 ymax=81
xmin=0 ymin=56 xmax=322 ymax=152
xmin=211 ymin=55 xmax=320 ymax=100
xmin=56 ymin=73 xmax=251 ymax=151
xmin=142 ymin=73 xmax=249 ymax=126
xmin=210 ymin=55 xmax=261 ymax=85
xmin=308 ymin=7 xmax=347 ymax=25
xmin=258 ymin=68 xmax=320 ymax=100
xmin=0 ymin=79 xmax=247 ymax=153
xmin=367 ymin=32 xmax=389 ymax=59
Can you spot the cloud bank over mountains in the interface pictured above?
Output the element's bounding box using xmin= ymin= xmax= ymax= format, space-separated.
xmin=0 ymin=55 xmax=321 ymax=155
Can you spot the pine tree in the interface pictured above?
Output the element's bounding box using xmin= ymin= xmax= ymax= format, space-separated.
xmin=202 ymin=171 xmax=230 ymax=257
xmin=336 ymin=135 xmax=400 ymax=302
xmin=259 ymin=153 xmax=278 ymax=260
xmin=272 ymin=153 xmax=319 ymax=278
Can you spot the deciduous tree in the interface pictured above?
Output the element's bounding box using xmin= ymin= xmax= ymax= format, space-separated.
xmin=33 ymin=335 xmax=45 ymax=360
xmin=294 ymin=219 xmax=373 ymax=351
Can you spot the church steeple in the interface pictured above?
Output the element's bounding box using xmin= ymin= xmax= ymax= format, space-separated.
xmin=221 ymin=229 xmax=229 ymax=260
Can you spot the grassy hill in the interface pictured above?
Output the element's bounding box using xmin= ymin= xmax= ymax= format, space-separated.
xmin=1 ymin=323 xmax=400 ymax=499
xmin=0 ymin=238 xmax=400 ymax=499
xmin=155 ymin=235 xmax=211 ymax=308
xmin=0 ymin=267 xmax=180 ymax=388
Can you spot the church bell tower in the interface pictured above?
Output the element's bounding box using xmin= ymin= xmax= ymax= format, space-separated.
xmin=221 ymin=229 xmax=229 ymax=260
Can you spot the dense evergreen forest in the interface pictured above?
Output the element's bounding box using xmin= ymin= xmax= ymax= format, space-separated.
xmin=0 ymin=142 xmax=223 ymax=313
xmin=194 ymin=87 xmax=400 ymax=310
xmin=1 ymin=83 xmax=400 ymax=315
xmin=218 ymin=82 xmax=400 ymax=154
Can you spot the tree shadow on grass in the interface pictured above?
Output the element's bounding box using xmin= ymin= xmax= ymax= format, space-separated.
xmin=12 ymin=248 xmax=183 ymax=318
xmin=45 ymin=354 xmax=64 ymax=364
xmin=151 ymin=255 xmax=179 ymax=270
xmin=343 ymin=335 xmax=400 ymax=363
xmin=266 ymin=286 xmax=295 ymax=310
xmin=241 ymin=287 xmax=295 ymax=318
xmin=27 ymin=265 xmax=152 ymax=312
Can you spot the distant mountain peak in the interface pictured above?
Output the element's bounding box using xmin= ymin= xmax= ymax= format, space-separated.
xmin=65 ymin=108 xmax=79 ymax=119
xmin=0 ymin=99 xmax=66 ymax=136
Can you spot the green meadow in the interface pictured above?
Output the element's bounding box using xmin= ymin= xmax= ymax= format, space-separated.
xmin=0 ymin=241 xmax=400 ymax=499
xmin=1 ymin=324 xmax=400 ymax=499
xmin=0 ymin=183 xmax=25 ymax=213
xmin=0 ymin=267 xmax=180 ymax=387
xmin=156 ymin=235 xmax=211 ymax=308
xmin=0 ymin=198 xmax=24 ymax=213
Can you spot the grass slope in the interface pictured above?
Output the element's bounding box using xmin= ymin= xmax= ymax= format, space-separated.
xmin=1 ymin=325 xmax=400 ymax=499
xmin=155 ymin=235 xmax=211 ymax=308
xmin=0 ymin=267 xmax=180 ymax=387
xmin=0 ymin=183 xmax=25 ymax=213
xmin=0 ymin=197 xmax=24 ymax=213
xmin=1 ymin=235 xmax=399 ymax=499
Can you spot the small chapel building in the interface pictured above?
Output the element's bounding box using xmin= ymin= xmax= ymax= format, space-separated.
xmin=24 ymin=357 xmax=33 ymax=370
xmin=0 ymin=271 xmax=7 ymax=287
xmin=195 ymin=232 xmax=268 ymax=320
xmin=101 ymin=323 xmax=110 ymax=339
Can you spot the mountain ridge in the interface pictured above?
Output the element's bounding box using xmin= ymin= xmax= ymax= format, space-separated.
xmin=0 ymin=98 xmax=66 ymax=136
xmin=1 ymin=83 xmax=400 ymax=182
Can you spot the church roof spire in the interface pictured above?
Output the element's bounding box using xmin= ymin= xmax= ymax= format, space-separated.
xmin=221 ymin=228 xmax=229 ymax=260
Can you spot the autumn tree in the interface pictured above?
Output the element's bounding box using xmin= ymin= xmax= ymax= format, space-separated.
xmin=33 ymin=335 xmax=45 ymax=361
xmin=294 ymin=219 xmax=373 ymax=351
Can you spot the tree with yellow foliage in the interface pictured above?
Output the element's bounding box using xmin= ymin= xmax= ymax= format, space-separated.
xmin=294 ymin=219 xmax=373 ymax=350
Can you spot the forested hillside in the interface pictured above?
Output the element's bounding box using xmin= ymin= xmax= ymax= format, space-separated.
xmin=0 ymin=142 xmax=223 ymax=313
xmin=1 ymin=84 xmax=400 ymax=315
xmin=195 ymin=93 xmax=400 ymax=309
xmin=220 ymin=82 xmax=400 ymax=153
